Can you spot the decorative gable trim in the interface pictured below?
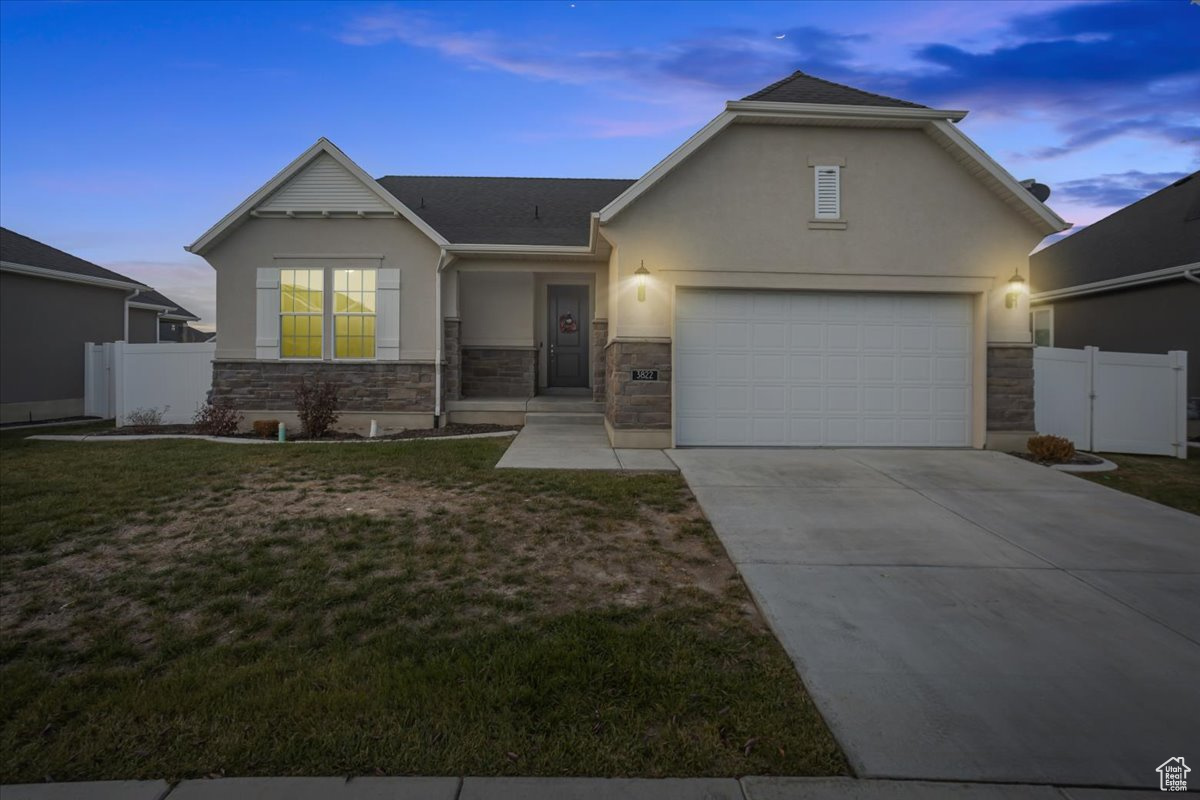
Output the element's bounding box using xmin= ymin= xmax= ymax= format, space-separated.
xmin=186 ymin=138 xmax=448 ymax=256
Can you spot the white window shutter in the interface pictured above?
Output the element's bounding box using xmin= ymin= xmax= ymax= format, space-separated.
xmin=255 ymin=267 xmax=280 ymax=360
xmin=814 ymin=166 xmax=841 ymax=219
xmin=376 ymin=268 xmax=401 ymax=361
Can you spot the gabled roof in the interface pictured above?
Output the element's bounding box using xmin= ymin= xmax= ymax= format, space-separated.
xmin=1 ymin=227 xmax=145 ymax=288
xmin=743 ymin=71 xmax=926 ymax=109
xmin=600 ymin=71 xmax=1068 ymax=235
xmin=376 ymin=176 xmax=634 ymax=246
xmin=1033 ymin=172 xmax=1199 ymax=291
xmin=186 ymin=138 xmax=447 ymax=255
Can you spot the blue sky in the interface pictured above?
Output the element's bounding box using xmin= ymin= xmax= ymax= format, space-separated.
xmin=1 ymin=0 xmax=1197 ymax=329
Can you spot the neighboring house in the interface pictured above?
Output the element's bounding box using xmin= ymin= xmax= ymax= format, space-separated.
xmin=0 ymin=227 xmax=202 ymax=423
xmin=1030 ymin=172 xmax=1199 ymax=410
xmin=187 ymin=71 xmax=1067 ymax=448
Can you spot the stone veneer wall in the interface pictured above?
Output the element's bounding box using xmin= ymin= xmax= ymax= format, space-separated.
xmin=986 ymin=345 xmax=1035 ymax=431
xmin=604 ymin=340 xmax=671 ymax=429
xmin=591 ymin=319 xmax=608 ymax=403
xmin=460 ymin=348 xmax=537 ymax=398
xmin=210 ymin=361 xmax=434 ymax=412
xmin=443 ymin=318 xmax=461 ymax=402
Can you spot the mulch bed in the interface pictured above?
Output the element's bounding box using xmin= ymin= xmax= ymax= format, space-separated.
xmin=92 ymin=423 xmax=521 ymax=441
xmin=1009 ymin=451 xmax=1106 ymax=467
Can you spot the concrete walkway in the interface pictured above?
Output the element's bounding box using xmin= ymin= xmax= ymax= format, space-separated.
xmin=495 ymin=414 xmax=676 ymax=472
xmin=0 ymin=776 xmax=1163 ymax=799
xmin=670 ymin=448 xmax=1200 ymax=790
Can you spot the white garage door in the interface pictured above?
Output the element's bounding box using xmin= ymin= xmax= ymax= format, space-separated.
xmin=675 ymin=289 xmax=973 ymax=447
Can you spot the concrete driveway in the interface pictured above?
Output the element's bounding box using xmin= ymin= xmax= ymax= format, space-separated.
xmin=670 ymin=448 xmax=1200 ymax=790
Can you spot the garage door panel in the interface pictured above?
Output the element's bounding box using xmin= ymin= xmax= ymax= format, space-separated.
xmin=707 ymin=355 xmax=742 ymax=380
xmin=863 ymin=418 xmax=898 ymax=445
xmin=935 ymin=357 xmax=969 ymax=383
xmin=713 ymin=385 xmax=750 ymax=411
xmin=863 ymin=356 xmax=896 ymax=381
xmin=713 ymin=321 xmax=749 ymax=347
xmin=754 ymin=385 xmax=788 ymax=412
xmin=862 ymin=324 xmax=897 ymax=350
xmin=753 ymin=322 xmax=788 ymax=347
xmin=790 ymin=355 xmax=823 ymax=380
xmin=864 ymin=387 xmax=898 ymax=413
xmin=900 ymin=357 xmax=933 ymax=382
xmin=827 ymin=356 xmax=859 ymax=381
xmin=827 ymin=324 xmax=860 ymax=349
xmin=826 ymin=386 xmax=858 ymax=411
xmin=790 ymin=323 xmax=823 ymax=348
xmin=675 ymin=289 xmax=972 ymax=447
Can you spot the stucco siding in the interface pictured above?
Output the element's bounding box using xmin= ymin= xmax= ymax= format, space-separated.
xmin=600 ymin=122 xmax=1045 ymax=344
xmin=204 ymin=217 xmax=441 ymax=361
xmin=0 ymin=271 xmax=126 ymax=414
xmin=459 ymin=271 xmax=536 ymax=347
xmin=1036 ymin=281 xmax=1200 ymax=397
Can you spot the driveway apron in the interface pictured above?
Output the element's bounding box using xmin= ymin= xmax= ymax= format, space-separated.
xmin=670 ymin=448 xmax=1200 ymax=789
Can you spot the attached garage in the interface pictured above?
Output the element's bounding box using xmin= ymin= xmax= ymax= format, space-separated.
xmin=675 ymin=289 xmax=973 ymax=447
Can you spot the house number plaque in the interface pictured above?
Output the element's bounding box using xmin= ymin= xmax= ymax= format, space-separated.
xmin=631 ymin=369 xmax=659 ymax=381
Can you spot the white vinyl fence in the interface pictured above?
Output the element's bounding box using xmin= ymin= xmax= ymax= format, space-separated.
xmin=1034 ymin=346 xmax=1188 ymax=459
xmin=85 ymin=341 xmax=215 ymax=426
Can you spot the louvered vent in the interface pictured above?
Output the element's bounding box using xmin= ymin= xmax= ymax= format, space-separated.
xmin=814 ymin=166 xmax=841 ymax=219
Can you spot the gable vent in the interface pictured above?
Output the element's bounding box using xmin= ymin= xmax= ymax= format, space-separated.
xmin=814 ymin=166 xmax=841 ymax=219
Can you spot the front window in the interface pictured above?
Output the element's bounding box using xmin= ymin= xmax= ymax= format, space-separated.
xmin=280 ymin=269 xmax=324 ymax=358
xmin=334 ymin=269 xmax=376 ymax=359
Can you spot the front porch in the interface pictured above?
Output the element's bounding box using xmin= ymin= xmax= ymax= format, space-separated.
xmin=446 ymin=394 xmax=603 ymax=427
xmin=442 ymin=262 xmax=609 ymax=408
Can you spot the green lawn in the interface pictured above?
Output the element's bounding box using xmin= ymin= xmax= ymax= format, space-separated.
xmin=0 ymin=432 xmax=845 ymax=782
xmin=1077 ymin=448 xmax=1200 ymax=515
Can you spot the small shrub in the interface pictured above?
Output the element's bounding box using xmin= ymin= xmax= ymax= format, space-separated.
xmin=1027 ymin=434 xmax=1076 ymax=463
xmin=125 ymin=406 xmax=167 ymax=427
xmin=252 ymin=419 xmax=280 ymax=438
xmin=193 ymin=401 xmax=243 ymax=436
xmin=295 ymin=378 xmax=339 ymax=438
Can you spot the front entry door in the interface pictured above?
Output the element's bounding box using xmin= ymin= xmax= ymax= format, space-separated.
xmin=547 ymin=285 xmax=589 ymax=388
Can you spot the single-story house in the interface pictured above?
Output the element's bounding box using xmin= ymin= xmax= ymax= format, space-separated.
xmin=0 ymin=227 xmax=201 ymax=423
xmin=187 ymin=71 xmax=1069 ymax=448
xmin=1030 ymin=171 xmax=1199 ymax=432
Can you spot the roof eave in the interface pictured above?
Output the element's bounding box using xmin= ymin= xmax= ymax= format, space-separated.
xmin=726 ymin=100 xmax=968 ymax=122
xmin=0 ymin=260 xmax=148 ymax=292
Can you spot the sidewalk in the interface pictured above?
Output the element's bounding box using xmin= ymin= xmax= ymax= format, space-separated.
xmin=0 ymin=776 xmax=1159 ymax=799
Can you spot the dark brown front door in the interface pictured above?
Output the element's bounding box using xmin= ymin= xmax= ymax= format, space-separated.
xmin=547 ymin=285 xmax=589 ymax=388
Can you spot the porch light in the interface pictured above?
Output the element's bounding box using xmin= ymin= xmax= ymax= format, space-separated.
xmin=635 ymin=261 xmax=650 ymax=302
xmin=1005 ymin=270 xmax=1026 ymax=309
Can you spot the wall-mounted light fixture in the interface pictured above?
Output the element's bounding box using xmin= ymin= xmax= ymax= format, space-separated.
xmin=1005 ymin=269 xmax=1026 ymax=309
xmin=635 ymin=261 xmax=650 ymax=302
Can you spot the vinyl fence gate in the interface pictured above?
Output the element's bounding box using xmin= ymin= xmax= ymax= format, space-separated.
xmin=1033 ymin=346 xmax=1188 ymax=459
xmin=85 ymin=341 xmax=216 ymax=426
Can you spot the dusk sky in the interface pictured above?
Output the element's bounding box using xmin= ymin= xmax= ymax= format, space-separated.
xmin=1 ymin=0 xmax=1197 ymax=330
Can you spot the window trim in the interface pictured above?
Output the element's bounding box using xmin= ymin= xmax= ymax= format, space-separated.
xmin=279 ymin=268 xmax=327 ymax=361
xmin=1031 ymin=305 xmax=1054 ymax=347
xmin=331 ymin=267 xmax=378 ymax=362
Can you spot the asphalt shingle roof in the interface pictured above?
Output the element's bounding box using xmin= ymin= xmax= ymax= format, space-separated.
xmin=1032 ymin=171 xmax=1200 ymax=291
xmin=742 ymin=71 xmax=927 ymax=109
xmin=1 ymin=226 xmax=143 ymax=285
xmin=1 ymin=227 xmax=198 ymax=319
xmin=134 ymin=288 xmax=199 ymax=319
xmin=376 ymin=176 xmax=635 ymax=246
